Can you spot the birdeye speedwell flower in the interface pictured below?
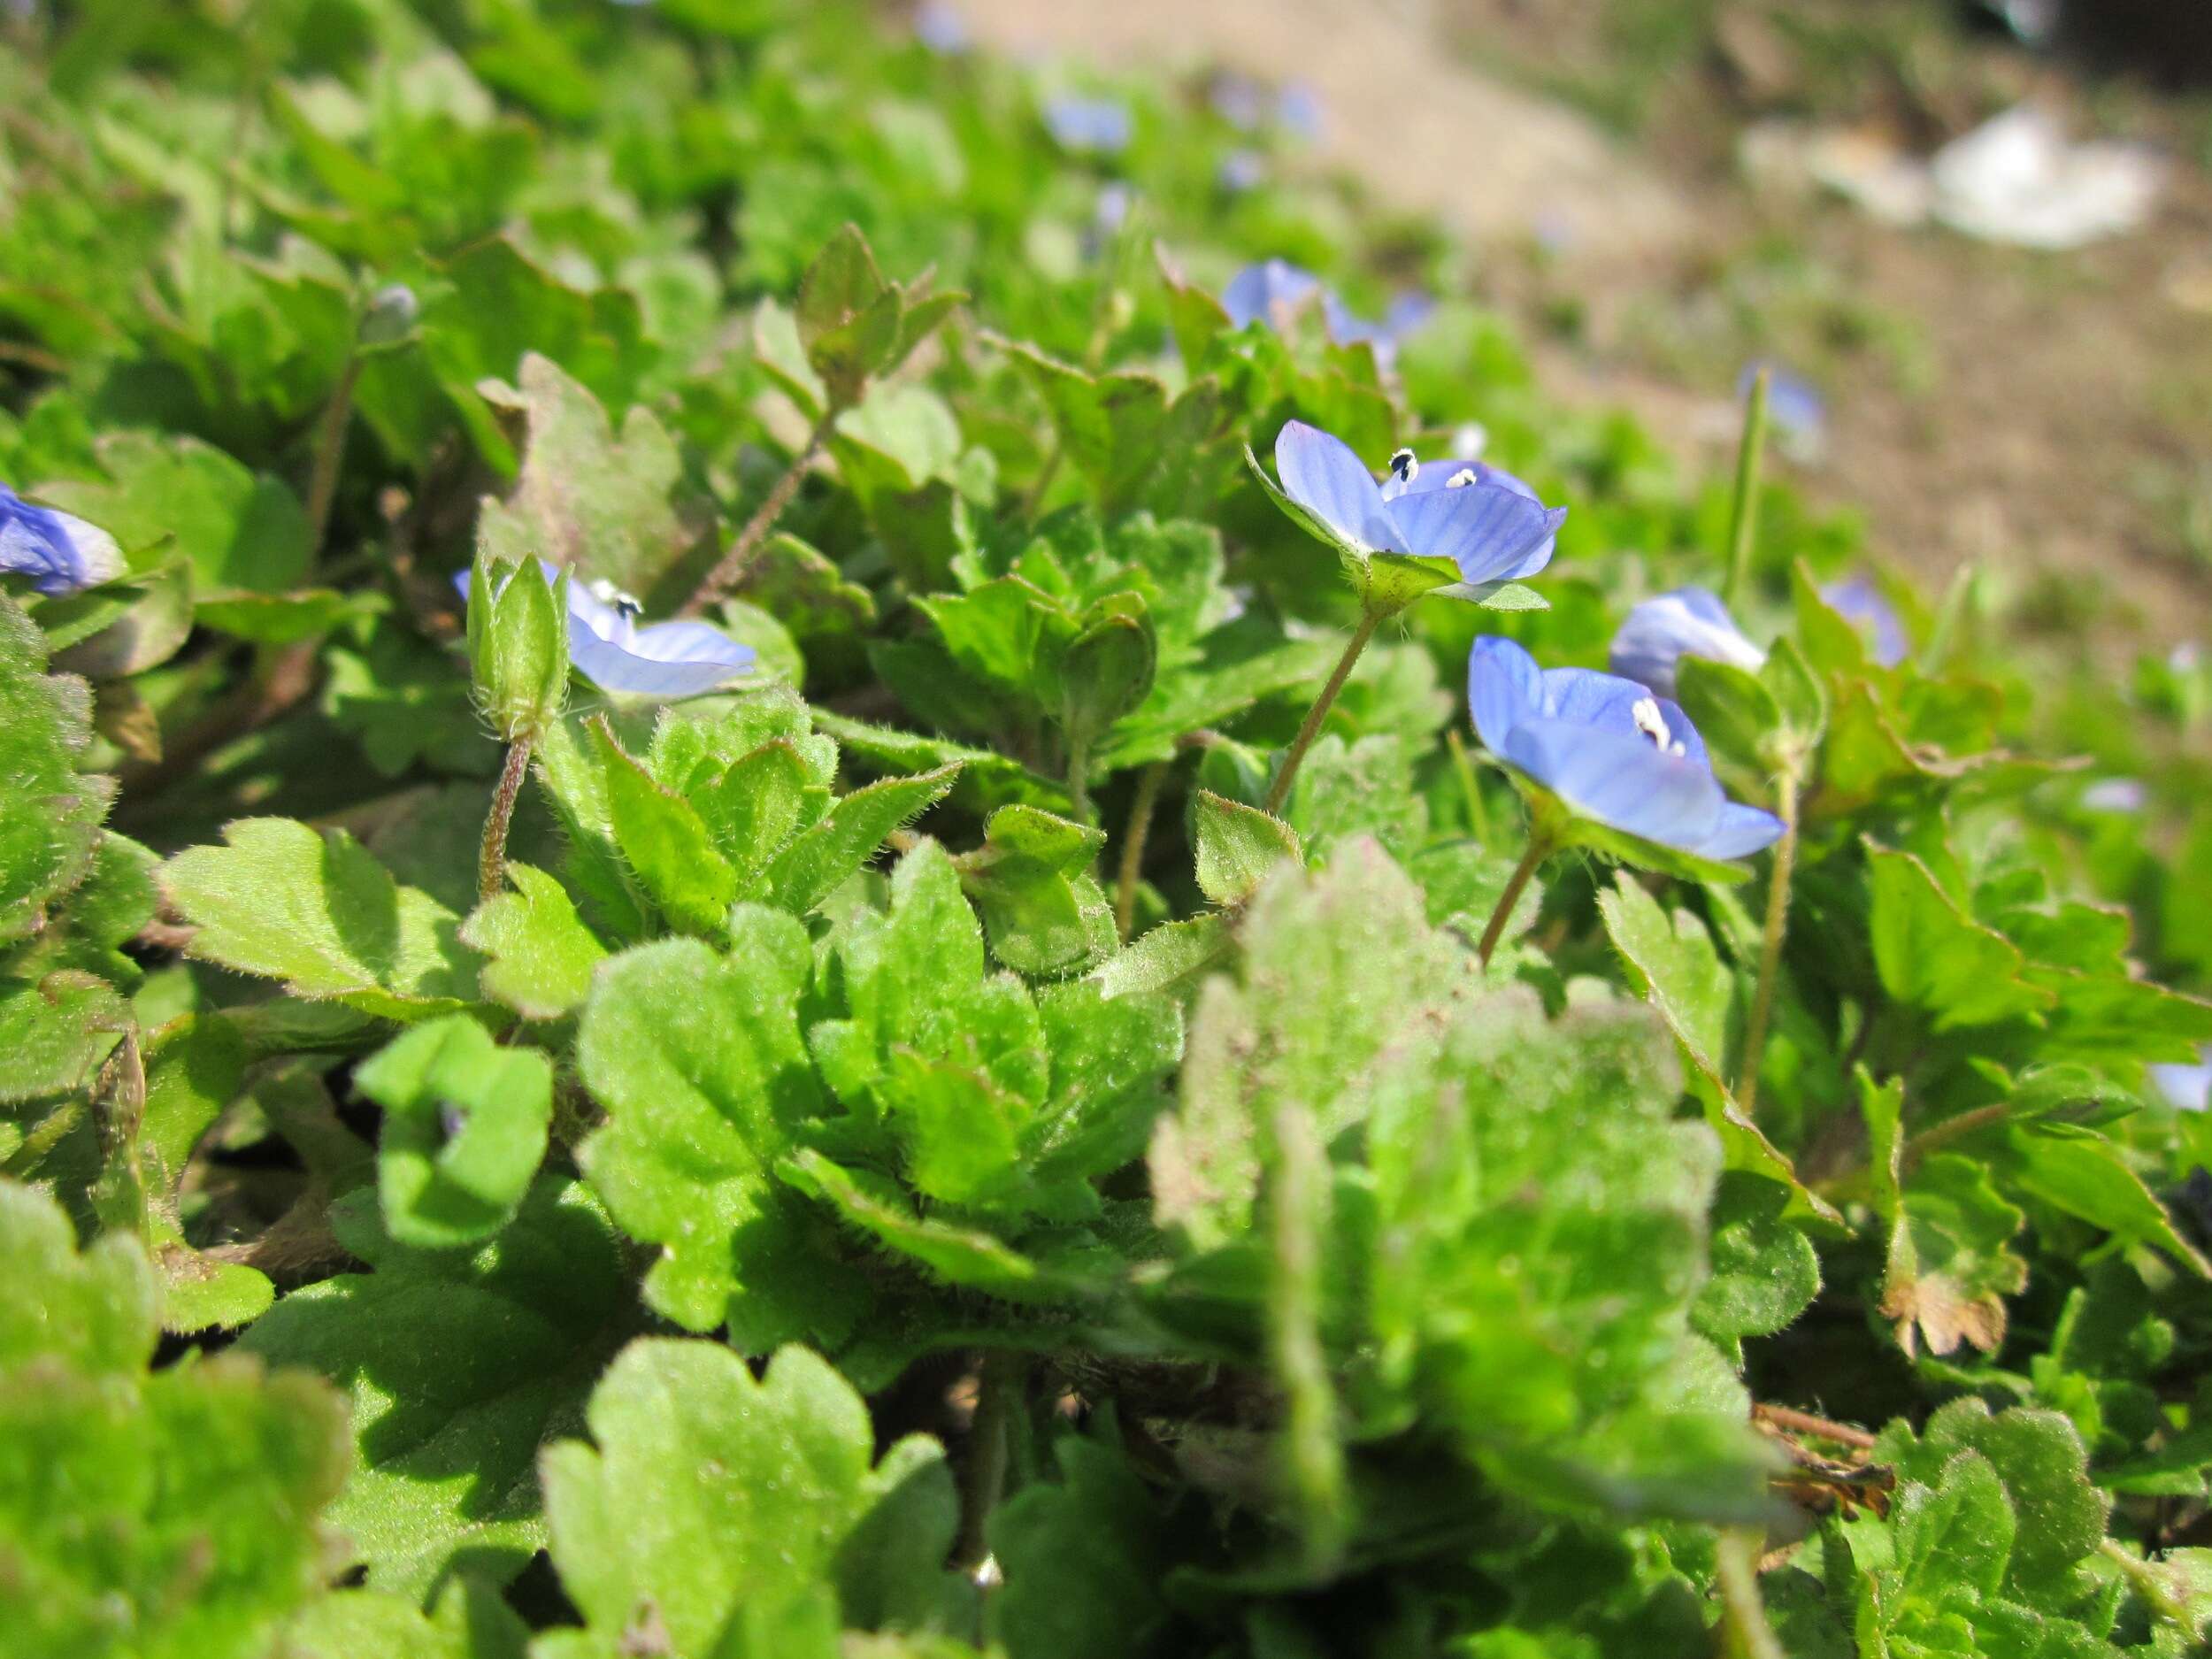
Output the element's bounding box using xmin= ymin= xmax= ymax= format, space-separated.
xmin=1609 ymin=587 xmax=1767 ymax=701
xmin=0 ymin=482 xmax=124 ymax=596
xmin=457 ymin=561 xmax=753 ymax=701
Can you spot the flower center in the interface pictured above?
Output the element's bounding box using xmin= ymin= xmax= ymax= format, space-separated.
xmin=588 ymin=577 xmax=644 ymax=620
xmin=1632 ymin=696 xmax=1687 ymax=757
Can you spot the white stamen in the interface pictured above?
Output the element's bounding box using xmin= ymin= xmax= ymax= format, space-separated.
xmin=1446 ymin=467 xmax=1479 ymax=488
xmin=588 ymin=577 xmax=645 ymax=619
xmin=1632 ymin=696 xmax=1685 ymax=757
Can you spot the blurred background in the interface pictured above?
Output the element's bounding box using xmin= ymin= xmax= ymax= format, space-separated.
xmin=953 ymin=0 xmax=2212 ymax=653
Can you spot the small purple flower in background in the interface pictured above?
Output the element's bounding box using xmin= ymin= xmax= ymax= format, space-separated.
xmin=1223 ymin=258 xmax=1324 ymax=330
xmin=1277 ymin=81 xmax=1325 ymax=142
xmin=1044 ymin=96 xmax=1132 ymax=157
xmin=1609 ymin=588 xmax=1767 ymax=701
xmin=456 ymin=561 xmax=753 ymax=700
xmin=1210 ymin=73 xmax=1265 ymax=133
xmin=912 ymin=0 xmax=968 ymax=53
xmin=2153 ymin=1048 xmax=2211 ymax=1111
xmin=1273 ymin=421 xmax=1563 ymax=595
xmin=2080 ymin=778 xmax=2147 ymax=814
xmin=1469 ymin=636 xmax=1784 ymax=861
xmin=0 ymin=482 xmax=124 ymax=595
xmin=1740 ymin=359 xmax=1828 ymax=461
xmin=1217 ymin=150 xmax=1267 ymax=193
xmin=1824 ymin=575 xmax=1909 ymax=667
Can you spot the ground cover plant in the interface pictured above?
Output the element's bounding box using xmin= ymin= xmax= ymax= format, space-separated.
xmin=6 ymin=1 xmax=2212 ymax=1655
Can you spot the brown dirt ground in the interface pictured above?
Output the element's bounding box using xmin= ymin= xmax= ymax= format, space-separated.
xmin=956 ymin=0 xmax=2212 ymax=652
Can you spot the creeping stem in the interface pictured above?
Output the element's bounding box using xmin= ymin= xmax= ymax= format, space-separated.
xmin=1114 ymin=760 xmax=1168 ymax=941
xmin=1721 ymin=365 xmax=1771 ymax=610
xmin=478 ymin=735 xmax=534 ymax=904
xmin=1737 ymin=769 xmax=1801 ymax=1117
xmin=303 ymin=348 xmax=365 ymax=572
xmin=1475 ymin=832 xmax=1550 ymax=968
xmin=955 ymin=1351 xmax=1031 ymax=1573
xmin=1263 ymin=609 xmax=1382 ymax=818
xmin=685 ymin=409 xmax=838 ymax=615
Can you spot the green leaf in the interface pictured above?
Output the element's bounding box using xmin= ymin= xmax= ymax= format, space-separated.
xmin=1597 ymin=877 xmax=1838 ymax=1225
xmin=458 ymin=862 xmax=607 ymax=1020
xmin=1998 ymin=1125 xmax=2212 ymax=1277
xmin=240 ymin=1178 xmax=630 ymax=1598
xmin=763 ymin=764 xmax=960 ymax=916
xmin=355 ymin=1014 xmax=552 ymax=1248
xmin=35 ymin=430 xmax=310 ymax=595
xmin=796 ymin=224 xmax=893 ymax=404
xmin=1192 ymin=789 xmax=1302 ymax=908
xmin=1094 ymin=913 xmax=1233 ymax=1000
xmin=280 ymin=1578 xmax=527 ymax=1659
xmin=537 ymin=1340 xmax=957 ymax=1657
xmin=777 ymin=1148 xmax=1059 ymax=1300
xmin=1675 ymin=656 xmax=1781 ymax=779
xmin=989 ymin=1438 xmax=1171 ymax=1659
xmin=0 ymin=593 xmax=111 ymax=948
xmin=163 ymin=818 xmax=480 ymax=1021
xmin=0 ymin=971 xmax=127 ymax=1106
xmin=1149 ymin=841 xmax=1466 ymax=1249
xmin=576 ymin=924 xmax=864 ymax=1351
xmin=1008 ymin=342 xmax=1225 ymax=516
xmin=593 ymin=718 xmax=737 ymax=934
xmin=0 ymin=1180 xmax=349 ymax=1659
xmin=954 ymin=804 xmax=1115 ymax=977
xmin=475 ymin=353 xmax=711 ymax=610
xmin=0 ymin=1177 xmax=157 ymax=1372
xmin=1876 ymin=1400 xmax=2110 ymax=1603
xmin=1693 ymin=1173 xmax=1822 ymax=1367
xmin=1867 ymin=841 xmax=2055 ymax=1033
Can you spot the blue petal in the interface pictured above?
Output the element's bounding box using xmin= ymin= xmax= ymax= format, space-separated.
xmin=1824 ymin=576 xmax=1908 ymax=668
xmin=1274 ymin=421 xmax=1404 ymax=555
xmin=572 ymin=618 xmax=754 ymax=699
xmin=1320 ymin=294 xmax=1398 ymax=368
xmin=1044 ymin=96 xmax=1132 ymax=155
xmin=1693 ymin=802 xmax=1786 ymax=860
xmin=0 ymin=484 xmax=121 ymax=595
xmin=1503 ymin=718 xmax=1725 ymax=849
xmin=1467 ymin=635 xmax=1542 ymax=755
xmin=2151 ymin=1053 xmax=2211 ymax=1112
xmin=1386 ymin=482 xmax=1563 ymax=586
xmin=1223 ymin=259 xmax=1321 ymax=329
xmin=1609 ymin=588 xmax=1765 ymax=700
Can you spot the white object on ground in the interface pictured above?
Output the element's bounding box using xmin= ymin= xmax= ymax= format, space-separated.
xmin=1930 ymin=105 xmax=2164 ymax=250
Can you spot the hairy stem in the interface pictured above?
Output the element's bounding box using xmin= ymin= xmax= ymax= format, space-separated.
xmin=1721 ymin=364 xmax=1771 ymax=610
xmin=1445 ymin=727 xmax=1490 ymax=843
xmin=955 ymin=1351 xmax=1030 ymax=1574
xmin=303 ymin=349 xmax=365 ymax=572
xmin=1714 ymin=1528 xmax=1786 ymax=1659
xmin=1737 ymin=771 xmax=1801 ymax=1118
xmin=478 ymin=735 xmax=534 ymax=904
xmin=1752 ymin=1402 xmax=1875 ymax=1451
xmin=1263 ymin=610 xmax=1381 ymax=818
xmin=1065 ymin=731 xmax=1094 ymax=827
xmin=685 ymin=410 xmax=836 ymax=615
xmin=1475 ymin=833 xmax=1548 ymax=968
xmin=1114 ymin=760 xmax=1168 ymax=941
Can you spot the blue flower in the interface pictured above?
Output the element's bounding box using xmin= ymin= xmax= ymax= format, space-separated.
xmin=1043 ymin=96 xmax=1132 ymax=156
xmin=1217 ymin=150 xmax=1267 ymax=193
xmin=2153 ymin=1048 xmax=2210 ymax=1112
xmin=1210 ymin=73 xmax=1266 ymax=133
xmin=1609 ymin=587 xmax=1766 ymax=700
xmin=1740 ymin=359 xmax=1827 ymax=460
xmin=2080 ymin=777 xmax=2147 ymax=814
xmin=1222 ymin=259 xmax=1324 ymax=330
xmin=1824 ymin=575 xmax=1908 ymax=667
xmin=1222 ymin=263 xmax=1433 ymax=365
xmin=0 ymin=483 xmax=124 ymax=595
xmin=1273 ymin=421 xmax=1564 ymax=595
xmin=912 ymin=0 xmax=968 ymax=52
xmin=1276 ymin=81 xmax=1325 ymax=143
xmin=456 ymin=561 xmax=754 ymax=700
xmin=1470 ymin=636 xmax=1784 ymax=862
